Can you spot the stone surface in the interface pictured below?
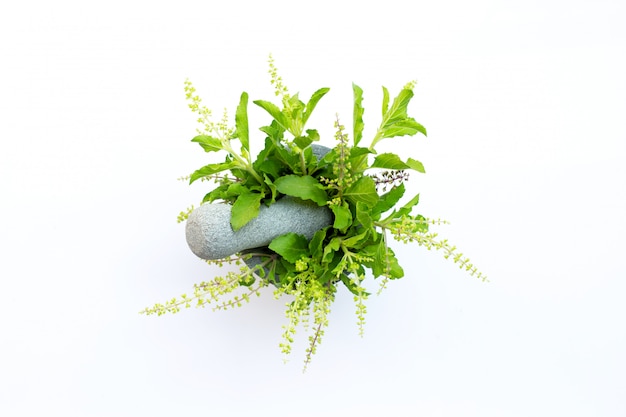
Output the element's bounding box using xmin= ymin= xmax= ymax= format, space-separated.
xmin=186 ymin=197 xmax=333 ymax=260
xmin=311 ymin=143 xmax=331 ymax=160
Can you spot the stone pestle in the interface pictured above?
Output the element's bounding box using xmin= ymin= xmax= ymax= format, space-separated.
xmin=185 ymin=196 xmax=333 ymax=261
xmin=185 ymin=144 xmax=334 ymax=281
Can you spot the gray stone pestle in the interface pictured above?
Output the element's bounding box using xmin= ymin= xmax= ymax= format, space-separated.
xmin=186 ymin=197 xmax=333 ymax=260
xmin=185 ymin=144 xmax=334 ymax=263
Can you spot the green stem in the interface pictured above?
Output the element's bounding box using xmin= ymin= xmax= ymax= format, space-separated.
xmin=223 ymin=142 xmax=266 ymax=187
xmin=299 ymin=148 xmax=308 ymax=175
xmin=369 ymin=129 xmax=384 ymax=151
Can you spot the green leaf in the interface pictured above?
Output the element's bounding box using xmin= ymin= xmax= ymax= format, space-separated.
xmin=399 ymin=192 xmax=420 ymax=215
xmin=371 ymin=87 xmax=427 ymax=149
xmin=391 ymin=192 xmax=420 ymax=220
xmin=202 ymin=183 xmax=231 ymax=204
xmin=366 ymin=239 xmax=403 ymax=278
xmin=256 ymin=159 xmax=283 ymax=179
xmin=235 ymin=92 xmax=249 ymax=153
xmin=383 ymin=88 xmax=413 ymax=127
xmin=308 ymin=227 xmax=328 ymax=259
xmin=230 ymin=191 xmax=264 ymax=231
xmin=294 ymin=135 xmax=313 ymax=149
xmin=370 ymin=153 xmax=425 ymax=173
xmin=322 ymin=237 xmax=342 ymax=263
xmin=259 ymin=120 xmax=285 ymax=145
xmin=371 ymin=153 xmax=409 ymax=170
xmin=353 ymin=83 xmax=364 ymax=146
xmin=263 ymin=174 xmax=278 ymax=204
xmin=381 ymin=191 xmax=421 ymax=223
xmin=305 ymin=129 xmax=320 ymax=142
xmin=382 ymin=86 xmax=390 ymax=117
xmin=189 ymin=161 xmax=238 ymax=184
xmin=191 ymin=135 xmax=222 ymax=153
xmin=379 ymin=245 xmax=404 ymax=279
xmin=302 ymin=145 xmax=315 ymax=167
xmin=381 ymin=118 xmax=427 ymax=139
xmin=344 ymin=176 xmax=378 ymax=207
xmin=350 ymin=147 xmax=372 ymax=159
xmin=226 ymin=182 xmax=247 ymax=196
xmin=330 ymin=202 xmax=352 ymax=231
xmin=341 ymin=274 xmax=370 ymax=297
xmin=374 ymin=183 xmax=405 ymax=214
xmin=274 ymin=175 xmax=328 ymax=205
xmin=254 ymin=100 xmax=289 ymax=131
xmin=341 ymin=230 xmax=369 ymax=247
xmin=303 ymin=88 xmax=330 ymax=125
xmin=318 ymin=252 xmax=343 ymax=284
xmin=406 ymin=157 xmax=425 ymax=173
xmin=269 ymin=233 xmax=310 ymax=263
xmin=355 ymin=201 xmax=374 ymax=228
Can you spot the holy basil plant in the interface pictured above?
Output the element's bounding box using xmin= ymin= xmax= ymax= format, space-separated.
xmin=142 ymin=57 xmax=486 ymax=371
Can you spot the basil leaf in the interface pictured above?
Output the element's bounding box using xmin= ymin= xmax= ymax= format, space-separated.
xmin=230 ymin=191 xmax=264 ymax=231
xmin=191 ymin=135 xmax=222 ymax=153
xmin=235 ymin=92 xmax=249 ymax=153
xmin=330 ymin=202 xmax=352 ymax=231
xmin=274 ymin=175 xmax=328 ymax=206
xmin=370 ymin=153 xmax=425 ymax=173
xmin=344 ymin=176 xmax=378 ymax=207
xmin=189 ymin=161 xmax=238 ymax=184
xmin=303 ymin=88 xmax=330 ymax=125
xmin=353 ymin=83 xmax=364 ymax=146
xmin=254 ymin=100 xmax=290 ymax=131
xmin=381 ymin=118 xmax=427 ymax=139
xmin=374 ymin=183 xmax=405 ymax=215
xmin=269 ymin=233 xmax=310 ymax=263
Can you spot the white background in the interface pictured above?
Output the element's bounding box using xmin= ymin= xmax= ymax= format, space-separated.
xmin=1 ymin=1 xmax=625 ymax=416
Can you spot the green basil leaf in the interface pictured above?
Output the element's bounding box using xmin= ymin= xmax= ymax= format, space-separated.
xmin=274 ymin=175 xmax=328 ymax=205
xmin=355 ymin=201 xmax=374 ymax=228
xmin=189 ymin=161 xmax=238 ymax=184
xmin=370 ymin=153 xmax=425 ymax=173
xmin=191 ymin=135 xmax=222 ymax=153
xmin=263 ymin=174 xmax=278 ymax=204
xmin=256 ymin=159 xmax=283 ymax=179
xmin=294 ymin=135 xmax=313 ymax=149
xmin=381 ymin=86 xmax=390 ymax=117
xmin=383 ymin=88 xmax=413 ymax=127
xmin=259 ymin=120 xmax=285 ymax=145
xmin=349 ymin=147 xmax=372 ymax=159
xmin=365 ymin=239 xmax=403 ymax=279
xmin=230 ymin=191 xmax=264 ymax=231
xmin=387 ymin=192 xmax=420 ymax=220
xmin=341 ymin=274 xmax=370 ymax=297
xmin=374 ymin=183 xmax=405 ymax=214
xmin=322 ymin=237 xmax=342 ymax=263
xmin=379 ymin=245 xmax=404 ymax=279
xmin=344 ymin=176 xmax=378 ymax=207
xmin=353 ymin=83 xmax=364 ymax=146
xmin=306 ymin=129 xmax=320 ymax=142
xmin=341 ymin=230 xmax=369 ymax=248
xmin=406 ymin=157 xmax=426 ymax=173
xmin=371 ymin=153 xmax=409 ymax=169
xmin=254 ymin=100 xmax=290 ymax=131
xmin=330 ymin=202 xmax=352 ymax=231
xmin=381 ymin=118 xmax=427 ymax=139
xmin=308 ymin=227 xmax=329 ymax=259
xmin=235 ymin=92 xmax=249 ymax=152
xmin=303 ymin=87 xmax=330 ymax=125
xmin=268 ymin=232 xmax=310 ymax=263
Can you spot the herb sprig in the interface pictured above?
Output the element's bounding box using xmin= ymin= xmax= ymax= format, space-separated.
xmin=142 ymin=57 xmax=486 ymax=371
